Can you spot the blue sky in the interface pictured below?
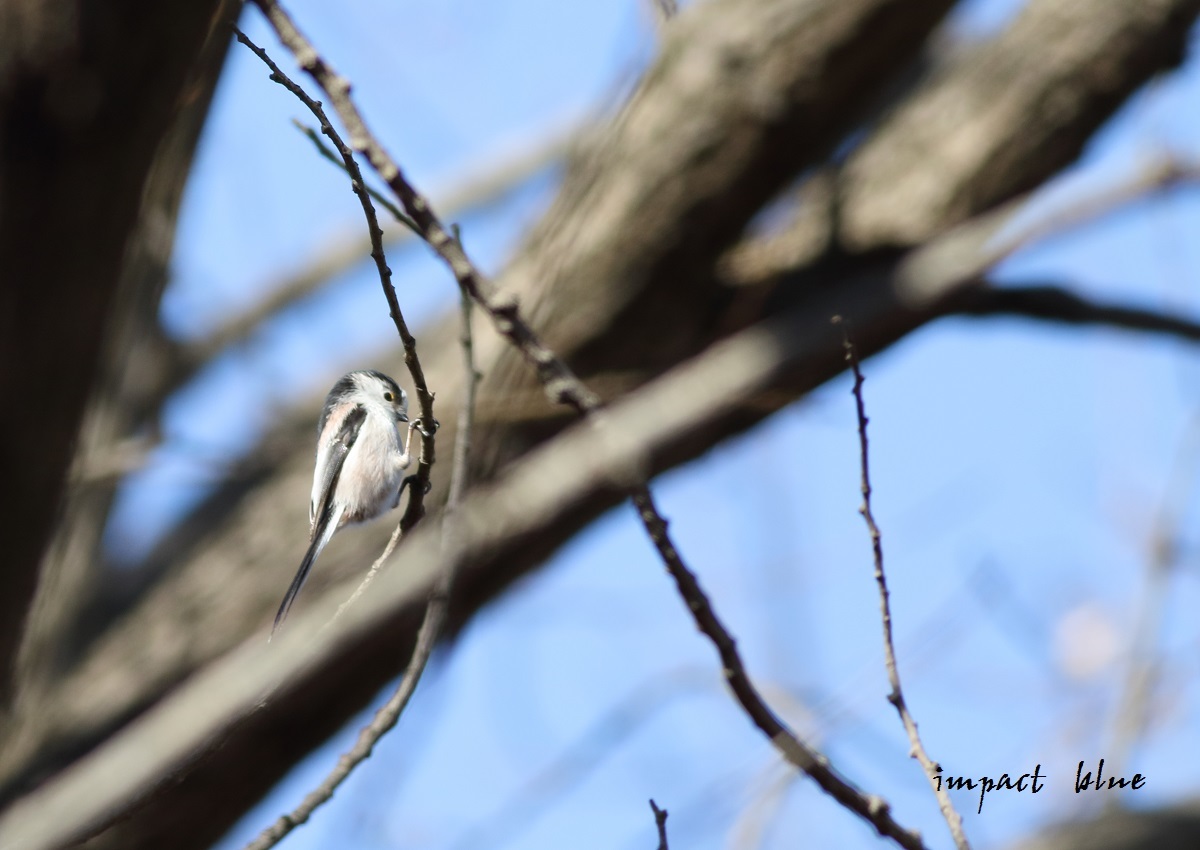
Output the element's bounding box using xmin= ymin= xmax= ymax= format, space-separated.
xmin=103 ymin=0 xmax=1200 ymax=847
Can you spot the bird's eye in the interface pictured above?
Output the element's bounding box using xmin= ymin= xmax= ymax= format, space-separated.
xmin=383 ymin=391 xmax=394 ymax=402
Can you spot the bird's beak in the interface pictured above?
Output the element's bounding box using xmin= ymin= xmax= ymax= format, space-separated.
xmin=398 ymin=412 xmax=408 ymax=423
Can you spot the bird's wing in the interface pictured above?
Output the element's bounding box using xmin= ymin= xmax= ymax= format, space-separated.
xmin=309 ymin=403 xmax=367 ymax=533
xmin=275 ymin=404 xmax=367 ymax=634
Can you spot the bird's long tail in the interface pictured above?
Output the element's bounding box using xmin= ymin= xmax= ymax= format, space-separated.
xmin=272 ymin=503 xmax=344 ymax=636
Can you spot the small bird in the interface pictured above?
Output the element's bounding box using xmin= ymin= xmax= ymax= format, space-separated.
xmin=274 ymin=369 xmax=418 ymax=633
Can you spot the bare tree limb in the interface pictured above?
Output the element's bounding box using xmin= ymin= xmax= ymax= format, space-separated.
xmin=729 ymin=0 xmax=1200 ymax=283
xmin=239 ymin=217 xmax=482 ymax=850
xmin=994 ymin=155 xmax=1200 ymax=255
xmin=13 ymin=0 xmax=242 ymax=707
xmin=447 ymin=285 xmax=480 ymax=512
xmin=329 ymin=523 xmax=402 ymax=624
xmin=233 ymin=26 xmax=437 ymax=540
xmin=630 ymin=489 xmax=925 ymax=850
xmin=837 ymin=0 xmax=1200 ymax=251
xmin=650 ymin=799 xmax=670 ymax=850
xmin=247 ymin=0 xmax=605 ymax=415
xmin=953 ymin=283 xmax=1200 ymax=342
xmin=0 ymin=0 xmax=233 ymax=703
xmin=840 ymin=323 xmax=971 ymax=850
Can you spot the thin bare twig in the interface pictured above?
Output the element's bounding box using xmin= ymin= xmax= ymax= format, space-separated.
xmin=247 ymin=2 xmax=929 ymax=847
xmin=941 ymin=158 xmax=1200 ymax=291
xmin=235 ymin=27 xmax=452 ymax=850
xmin=233 ymin=26 xmax=437 ymax=534
xmin=630 ymin=489 xmax=927 ymax=850
xmin=334 ymin=252 xmax=477 ymax=622
xmin=332 ymin=221 xmax=474 ymax=622
xmin=250 ymin=0 xmax=600 ymax=413
xmin=837 ymin=318 xmax=970 ymax=850
xmin=241 ymin=285 xmax=476 ymax=850
xmin=650 ymin=799 xmax=670 ymax=850
xmin=293 ymin=120 xmax=418 ymax=232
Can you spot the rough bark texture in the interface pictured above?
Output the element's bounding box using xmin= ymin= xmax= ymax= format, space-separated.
xmin=0 ymin=0 xmax=233 ymax=700
xmin=2 ymin=0 xmax=1200 ymax=847
xmin=14 ymin=0 xmax=242 ymax=722
xmin=838 ymin=0 xmax=1198 ymax=249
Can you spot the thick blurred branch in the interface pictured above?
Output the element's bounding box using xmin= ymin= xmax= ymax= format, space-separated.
xmin=954 ymin=284 xmax=1200 ymax=342
xmin=732 ymin=0 xmax=1200 ymax=281
xmin=0 ymin=0 xmax=235 ymax=702
xmin=993 ymin=155 xmax=1200 ymax=253
xmin=13 ymin=0 xmax=242 ymax=709
xmin=836 ymin=0 xmax=1198 ymax=250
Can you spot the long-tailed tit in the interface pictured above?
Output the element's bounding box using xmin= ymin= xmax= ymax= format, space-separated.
xmin=274 ymin=369 xmax=419 ymax=632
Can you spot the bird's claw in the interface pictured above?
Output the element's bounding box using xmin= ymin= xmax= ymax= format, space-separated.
xmin=411 ymin=417 xmax=439 ymax=439
xmin=402 ymin=473 xmax=432 ymax=496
